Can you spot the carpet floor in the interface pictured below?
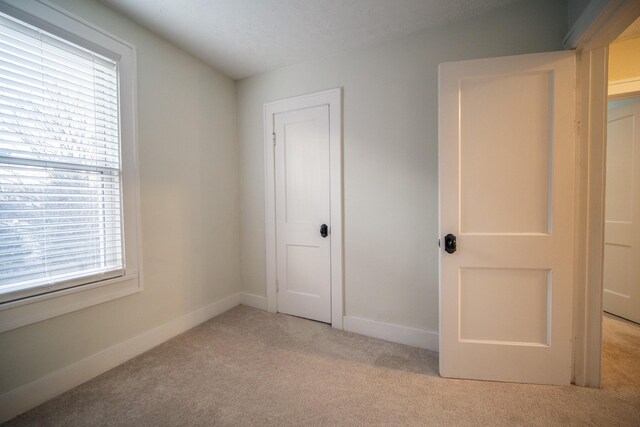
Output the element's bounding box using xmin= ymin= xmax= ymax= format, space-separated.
xmin=5 ymin=305 xmax=640 ymax=426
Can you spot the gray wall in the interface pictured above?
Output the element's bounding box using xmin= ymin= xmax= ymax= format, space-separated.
xmin=568 ymin=0 xmax=594 ymax=29
xmin=0 ymin=0 xmax=240 ymax=394
xmin=237 ymin=0 xmax=568 ymax=333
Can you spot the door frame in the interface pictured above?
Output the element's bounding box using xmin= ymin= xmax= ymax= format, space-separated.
xmin=569 ymin=0 xmax=640 ymax=387
xmin=263 ymin=88 xmax=344 ymax=329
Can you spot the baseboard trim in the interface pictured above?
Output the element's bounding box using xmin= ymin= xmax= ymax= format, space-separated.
xmin=343 ymin=315 xmax=439 ymax=351
xmin=0 ymin=292 xmax=241 ymax=423
xmin=239 ymin=292 xmax=267 ymax=310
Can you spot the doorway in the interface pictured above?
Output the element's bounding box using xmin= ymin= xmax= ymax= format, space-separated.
xmin=602 ymin=18 xmax=640 ymax=390
xmin=263 ymin=89 xmax=344 ymax=328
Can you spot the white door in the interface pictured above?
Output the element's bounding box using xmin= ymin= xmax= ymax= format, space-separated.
xmin=274 ymin=105 xmax=332 ymax=323
xmin=603 ymin=98 xmax=640 ymax=324
xmin=439 ymin=51 xmax=576 ymax=385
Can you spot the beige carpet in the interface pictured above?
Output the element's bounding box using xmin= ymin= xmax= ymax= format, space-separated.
xmin=5 ymin=306 xmax=640 ymax=426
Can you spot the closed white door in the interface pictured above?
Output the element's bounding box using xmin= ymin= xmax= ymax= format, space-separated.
xmin=274 ymin=105 xmax=331 ymax=323
xmin=603 ymin=99 xmax=640 ymax=324
xmin=439 ymin=51 xmax=576 ymax=385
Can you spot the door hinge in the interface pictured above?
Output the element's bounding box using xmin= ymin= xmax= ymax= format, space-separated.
xmin=275 ymin=279 xmax=279 ymax=293
xmin=438 ymin=239 xmax=441 ymax=248
xmin=272 ymin=132 xmax=276 ymax=146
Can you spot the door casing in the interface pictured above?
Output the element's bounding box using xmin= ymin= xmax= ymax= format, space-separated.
xmin=264 ymin=88 xmax=343 ymax=329
xmin=570 ymin=0 xmax=640 ymax=387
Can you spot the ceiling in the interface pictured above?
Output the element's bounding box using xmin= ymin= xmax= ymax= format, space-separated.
xmin=97 ymin=0 xmax=523 ymax=80
xmin=615 ymin=16 xmax=640 ymax=42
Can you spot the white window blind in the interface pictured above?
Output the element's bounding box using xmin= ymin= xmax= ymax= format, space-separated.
xmin=0 ymin=11 xmax=123 ymax=303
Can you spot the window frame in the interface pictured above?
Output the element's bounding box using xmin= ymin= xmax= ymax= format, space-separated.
xmin=0 ymin=0 xmax=142 ymax=333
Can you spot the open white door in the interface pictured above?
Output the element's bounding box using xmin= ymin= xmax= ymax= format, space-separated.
xmin=603 ymin=99 xmax=640 ymax=324
xmin=439 ymin=51 xmax=576 ymax=385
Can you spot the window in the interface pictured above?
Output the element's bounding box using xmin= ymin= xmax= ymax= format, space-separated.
xmin=0 ymin=0 xmax=140 ymax=330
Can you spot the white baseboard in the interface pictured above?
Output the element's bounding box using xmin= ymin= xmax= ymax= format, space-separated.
xmin=0 ymin=292 xmax=241 ymax=424
xmin=343 ymin=315 xmax=439 ymax=352
xmin=239 ymin=292 xmax=267 ymax=310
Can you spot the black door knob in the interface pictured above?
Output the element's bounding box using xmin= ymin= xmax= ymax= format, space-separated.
xmin=320 ymin=224 xmax=328 ymax=238
xmin=444 ymin=234 xmax=456 ymax=254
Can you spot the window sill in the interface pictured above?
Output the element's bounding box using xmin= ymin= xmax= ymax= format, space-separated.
xmin=0 ymin=274 xmax=142 ymax=333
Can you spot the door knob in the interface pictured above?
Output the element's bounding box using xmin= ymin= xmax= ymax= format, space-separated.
xmin=320 ymin=224 xmax=328 ymax=238
xmin=444 ymin=234 xmax=456 ymax=254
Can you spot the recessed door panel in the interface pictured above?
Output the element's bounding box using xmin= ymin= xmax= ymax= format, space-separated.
xmin=459 ymin=268 xmax=550 ymax=345
xmin=460 ymin=73 xmax=552 ymax=235
xmin=286 ymin=245 xmax=325 ymax=295
xmin=606 ymin=114 xmax=634 ymax=223
xmin=284 ymin=119 xmax=322 ymax=224
xmin=603 ymin=244 xmax=630 ymax=297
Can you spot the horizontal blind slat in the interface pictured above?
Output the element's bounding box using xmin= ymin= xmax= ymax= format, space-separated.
xmin=0 ymin=34 xmax=118 ymax=89
xmin=0 ymin=78 xmax=118 ymax=121
xmin=0 ymin=97 xmax=119 ymax=134
xmin=0 ymin=137 xmax=119 ymax=164
xmin=0 ymin=14 xmax=117 ymax=72
xmin=0 ymin=226 xmax=122 ymax=245
xmin=0 ymin=259 xmax=123 ymax=284
xmin=0 ymin=102 xmax=119 ymax=136
xmin=0 ymin=60 xmax=118 ymax=107
xmin=0 ymin=43 xmax=118 ymax=96
xmin=0 ymin=239 xmax=123 ymax=261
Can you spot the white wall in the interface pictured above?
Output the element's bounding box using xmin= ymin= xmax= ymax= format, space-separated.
xmin=237 ymin=0 xmax=568 ymax=333
xmin=0 ymin=0 xmax=240 ymax=395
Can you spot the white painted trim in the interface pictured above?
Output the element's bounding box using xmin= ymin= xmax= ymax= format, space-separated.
xmin=0 ymin=276 xmax=140 ymax=333
xmin=564 ymin=0 xmax=609 ymax=49
xmin=263 ymin=88 xmax=344 ymax=330
xmin=567 ymin=0 xmax=640 ymax=50
xmin=573 ymin=48 xmax=607 ymax=388
xmin=343 ymin=316 xmax=439 ymax=351
xmin=572 ymin=0 xmax=640 ymax=387
xmin=608 ymin=77 xmax=640 ymax=98
xmin=240 ymin=292 xmax=267 ymax=310
xmin=264 ymin=99 xmax=277 ymax=314
xmin=0 ymin=292 xmax=241 ymax=424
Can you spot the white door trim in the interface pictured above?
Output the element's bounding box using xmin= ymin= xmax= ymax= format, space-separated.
xmin=609 ymin=77 xmax=640 ymax=99
xmin=263 ymin=88 xmax=343 ymax=329
xmin=572 ymin=0 xmax=640 ymax=387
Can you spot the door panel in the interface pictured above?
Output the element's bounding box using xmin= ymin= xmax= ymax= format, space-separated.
xmin=604 ymin=99 xmax=640 ymax=324
xmin=439 ymin=51 xmax=575 ymax=385
xmin=460 ymin=72 xmax=552 ymax=234
xmin=459 ymin=267 xmax=550 ymax=345
xmin=275 ymin=105 xmax=331 ymax=323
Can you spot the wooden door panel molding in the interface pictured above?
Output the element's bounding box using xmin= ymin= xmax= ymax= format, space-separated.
xmin=439 ymin=51 xmax=576 ymax=385
xmin=264 ymin=88 xmax=343 ymax=329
